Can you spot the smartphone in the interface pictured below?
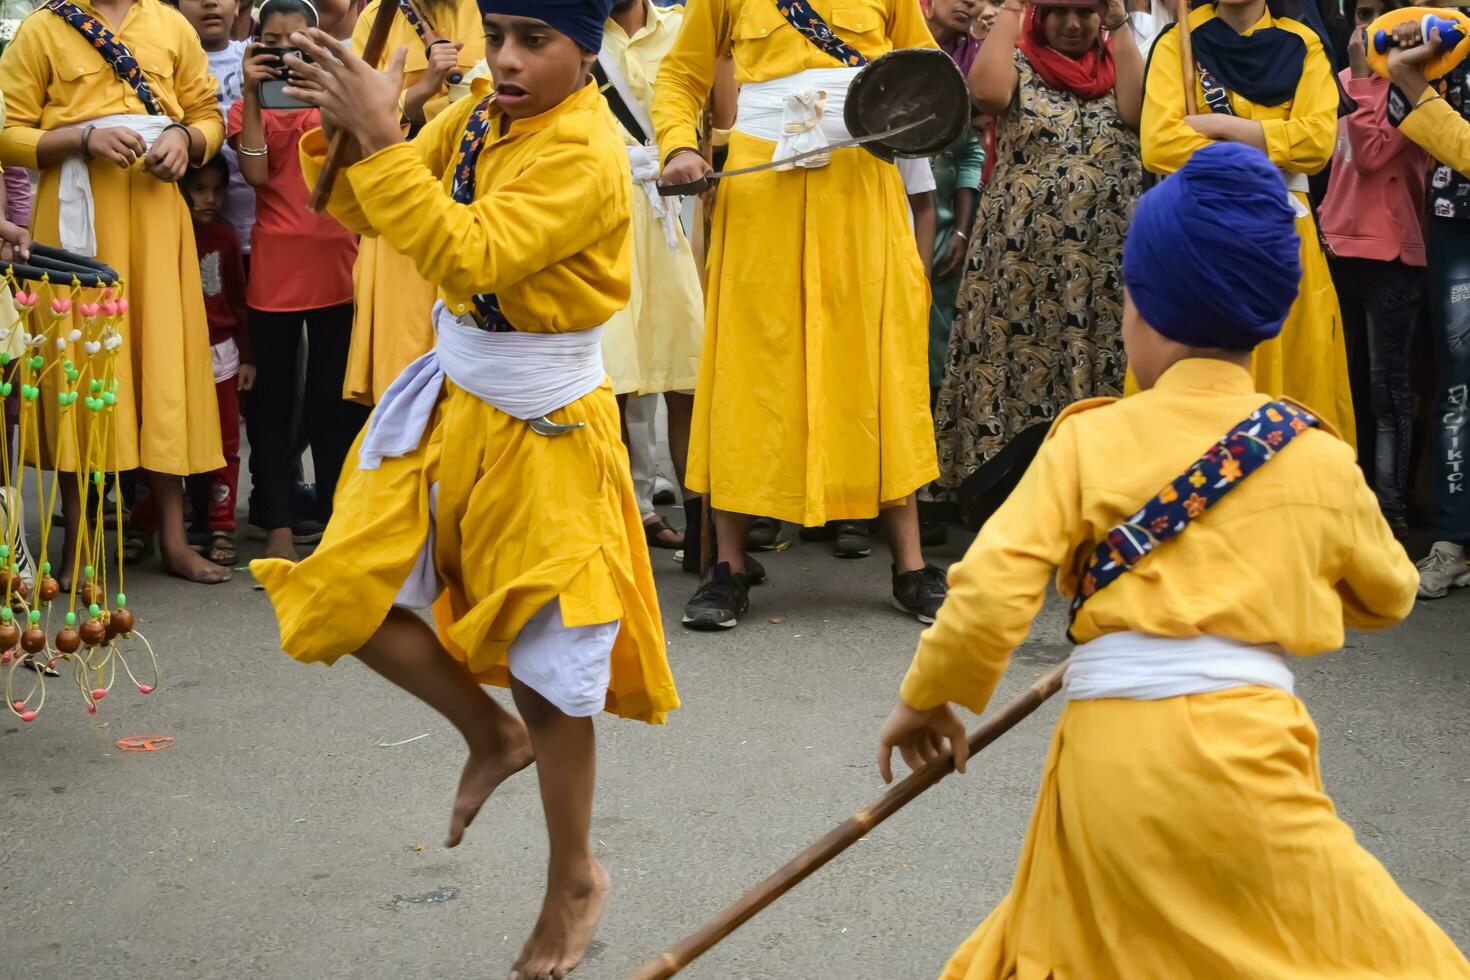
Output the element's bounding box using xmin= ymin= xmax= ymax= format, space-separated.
xmin=255 ymin=46 xmax=312 ymax=111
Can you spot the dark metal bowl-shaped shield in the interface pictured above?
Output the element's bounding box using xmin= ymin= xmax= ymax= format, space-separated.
xmin=845 ymin=48 xmax=969 ymax=162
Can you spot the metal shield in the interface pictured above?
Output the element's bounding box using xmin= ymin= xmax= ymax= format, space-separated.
xmin=844 ymin=48 xmax=971 ymax=161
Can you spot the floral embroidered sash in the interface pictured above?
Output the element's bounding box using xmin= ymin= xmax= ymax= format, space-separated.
xmin=44 ymin=0 xmax=164 ymax=116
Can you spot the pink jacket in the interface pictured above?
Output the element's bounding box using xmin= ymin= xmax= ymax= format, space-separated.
xmin=1319 ymin=70 xmax=1429 ymax=267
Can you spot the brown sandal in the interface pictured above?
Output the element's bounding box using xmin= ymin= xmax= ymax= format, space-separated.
xmin=643 ymin=516 xmax=684 ymax=550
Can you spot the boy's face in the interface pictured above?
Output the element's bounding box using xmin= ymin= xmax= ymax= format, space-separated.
xmin=484 ymin=14 xmax=597 ymax=120
xmin=179 ymin=0 xmax=239 ymax=50
xmin=186 ymin=167 xmax=226 ymax=225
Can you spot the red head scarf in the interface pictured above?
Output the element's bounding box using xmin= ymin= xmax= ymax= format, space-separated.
xmin=1016 ymin=3 xmax=1117 ymax=101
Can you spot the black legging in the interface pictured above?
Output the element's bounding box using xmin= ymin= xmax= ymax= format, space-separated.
xmin=246 ymin=303 xmax=370 ymax=531
xmin=1330 ymin=255 xmax=1421 ymax=530
xmin=1426 ymin=218 xmax=1470 ymax=544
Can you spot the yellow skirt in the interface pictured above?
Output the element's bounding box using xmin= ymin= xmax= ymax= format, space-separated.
xmin=602 ymin=193 xmax=703 ymax=397
xmin=251 ymin=380 xmax=679 ymax=724
xmin=27 ymin=160 xmax=222 ymax=474
xmin=342 ymin=237 xmax=438 ymax=405
xmin=691 ymin=134 xmax=937 ymax=526
xmin=944 ymin=688 xmax=1470 ymax=979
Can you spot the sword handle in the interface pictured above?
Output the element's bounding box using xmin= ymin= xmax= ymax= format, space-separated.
xmin=657 ymin=177 xmax=712 ymax=197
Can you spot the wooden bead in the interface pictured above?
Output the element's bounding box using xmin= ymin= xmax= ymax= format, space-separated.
xmin=78 ymin=583 xmax=100 ymax=607
xmin=54 ymin=628 xmax=80 ymax=654
xmin=0 ymin=623 xmax=18 ymax=650
xmin=109 ymin=608 xmax=135 ymax=636
xmin=20 ymin=627 xmax=46 ymax=653
xmin=79 ymin=619 xmax=106 ymax=647
xmin=37 ymin=576 xmax=60 ymax=602
xmin=104 ymin=614 xmax=119 ymax=641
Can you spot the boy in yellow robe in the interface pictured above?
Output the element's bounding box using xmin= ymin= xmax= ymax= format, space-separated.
xmin=877 ymin=143 xmax=1470 ymax=979
xmin=0 ymin=0 xmax=228 ymax=585
xmin=342 ymin=0 xmax=484 ymax=405
xmin=1142 ymin=0 xmax=1356 ymax=438
xmin=652 ymin=0 xmax=950 ymax=631
xmin=249 ymin=3 xmax=678 ymax=976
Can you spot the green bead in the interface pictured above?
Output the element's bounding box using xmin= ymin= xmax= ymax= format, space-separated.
xmin=0 ymin=352 xmax=10 ymax=365
xmin=103 ymin=392 xmax=115 ymax=406
xmin=28 ymin=609 xmax=39 ymax=624
xmin=92 ymin=470 xmax=102 ymax=486
xmin=1 ymin=608 xmax=11 ymax=623
xmin=41 ymin=562 xmax=50 ymax=575
xmin=116 ymin=593 xmax=126 ymax=608
xmin=84 ymin=565 xmax=93 ymax=579
xmin=88 ymin=603 xmax=100 ymax=619
xmin=63 ymin=359 xmax=73 ymax=370
xmin=0 ymin=383 xmax=10 ymax=397
xmin=88 ymin=379 xmax=101 ymax=393
xmin=109 ymin=379 xmax=119 ymax=393
xmin=64 ymin=611 xmax=75 ymax=627
xmin=65 ymin=369 xmax=78 ymax=382
xmin=0 ymin=545 xmax=9 ymax=560
xmin=29 ymin=355 xmax=42 ymax=370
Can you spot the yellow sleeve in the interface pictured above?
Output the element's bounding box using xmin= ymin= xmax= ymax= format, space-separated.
xmin=1140 ymin=25 xmax=1211 ymax=176
xmin=0 ymin=16 xmax=52 ymax=169
xmin=1400 ymin=93 xmax=1470 ymax=176
xmin=899 ymin=418 xmax=1085 ymax=714
xmin=652 ymin=0 xmax=729 ymax=165
xmin=345 ymin=118 xmax=625 ymax=300
xmin=888 ymin=0 xmax=939 ymax=49
xmin=1336 ymin=460 xmax=1417 ymax=631
xmin=297 ymin=101 xmax=459 ymax=238
xmin=1260 ymin=32 xmax=1335 ymax=174
xmin=172 ymin=16 xmax=225 ymax=157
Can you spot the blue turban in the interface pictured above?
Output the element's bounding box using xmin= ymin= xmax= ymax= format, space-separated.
xmin=1122 ymin=143 xmax=1302 ymax=351
xmin=478 ymin=0 xmax=614 ymax=53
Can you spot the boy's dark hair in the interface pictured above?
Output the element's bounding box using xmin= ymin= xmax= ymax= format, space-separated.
xmin=181 ymin=153 xmax=231 ymax=192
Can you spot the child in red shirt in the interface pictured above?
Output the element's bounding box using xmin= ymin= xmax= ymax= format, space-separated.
xmin=182 ymin=155 xmax=254 ymax=565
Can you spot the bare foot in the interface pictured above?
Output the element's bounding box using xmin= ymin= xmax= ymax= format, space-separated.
xmin=445 ymin=721 xmax=535 ymax=848
xmin=161 ymin=543 xmax=232 ymax=584
xmin=511 ymin=860 xmax=610 ymax=980
xmin=263 ymin=528 xmax=299 ymax=562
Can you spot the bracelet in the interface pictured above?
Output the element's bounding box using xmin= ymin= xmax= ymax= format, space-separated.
xmin=162 ymin=122 xmax=194 ymax=157
xmin=236 ymin=144 xmax=268 ymax=157
xmin=1103 ymin=15 xmax=1129 ymax=30
xmin=954 ymin=230 xmax=969 ymax=241
xmin=80 ymin=124 xmax=96 ymax=161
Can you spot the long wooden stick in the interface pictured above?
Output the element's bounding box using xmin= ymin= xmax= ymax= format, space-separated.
xmin=1177 ymin=0 xmax=1198 ymax=115
xmin=307 ymin=0 xmax=399 ymax=212
xmin=627 ymin=661 xmax=1068 ymax=980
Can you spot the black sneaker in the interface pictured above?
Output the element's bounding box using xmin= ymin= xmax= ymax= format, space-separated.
xmin=919 ymin=521 xmax=949 ymax=548
xmin=834 ymin=521 xmax=872 ymax=559
xmin=799 ymin=522 xmax=837 ymax=542
xmin=682 ymin=563 xmax=750 ymax=631
xmin=892 ymin=564 xmax=948 ymax=624
xmin=745 ymin=517 xmax=787 ymax=552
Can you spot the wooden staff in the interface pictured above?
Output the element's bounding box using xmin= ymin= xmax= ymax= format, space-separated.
xmin=627 ymin=661 xmax=1069 ymax=980
xmin=1177 ymin=0 xmax=1198 ymax=115
xmin=307 ymin=0 xmax=398 ymax=212
xmin=400 ymin=0 xmax=464 ymax=85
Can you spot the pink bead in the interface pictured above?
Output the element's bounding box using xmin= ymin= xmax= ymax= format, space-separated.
xmin=13 ymin=291 xmax=34 ymax=307
xmin=0 ymin=653 xmax=9 ymax=665
xmin=100 ymin=288 xmax=113 ymax=301
xmin=80 ymin=303 xmax=100 ymax=318
xmin=50 ymin=297 xmax=71 ymax=314
xmin=20 ymin=710 xmax=36 ymax=722
xmin=87 ymin=703 xmax=96 ymax=715
xmin=115 ymin=299 xmax=129 ymax=315
xmin=92 ymin=688 xmax=106 ymax=701
xmin=11 ymin=700 xmax=23 ymax=711
xmin=137 ymin=684 xmax=153 ymax=695
xmin=101 ymin=302 xmax=119 ymax=317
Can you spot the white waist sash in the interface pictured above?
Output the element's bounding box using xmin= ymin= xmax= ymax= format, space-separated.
xmin=735 ymin=67 xmax=860 ymax=168
xmin=1282 ymin=171 xmax=1310 ymax=217
xmin=627 ymin=144 xmax=681 ymax=249
xmin=59 ymin=114 xmax=174 ymax=256
xmin=358 ymin=301 xmax=605 ymax=470
xmin=1063 ymin=631 xmax=1295 ymax=701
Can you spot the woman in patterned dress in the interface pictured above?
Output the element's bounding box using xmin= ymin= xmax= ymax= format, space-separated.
xmin=934 ymin=0 xmax=1143 ymax=522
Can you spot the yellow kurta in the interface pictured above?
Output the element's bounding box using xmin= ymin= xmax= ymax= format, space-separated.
xmin=0 ymin=0 xmax=223 ymax=474
xmin=901 ymin=358 xmax=1468 ymax=979
xmin=601 ymin=0 xmax=704 ymax=397
xmin=652 ymin=0 xmax=938 ymax=526
xmin=1399 ymin=87 xmax=1470 ymax=174
xmin=251 ymin=83 xmax=679 ymax=724
xmin=1142 ymin=6 xmax=1356 ymax=439
xmin=342 ymin=0 xmax=486 ymax=405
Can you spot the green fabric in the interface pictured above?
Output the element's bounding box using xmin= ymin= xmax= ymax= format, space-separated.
xmin=929 ymin=128 xmax=985 ymax=391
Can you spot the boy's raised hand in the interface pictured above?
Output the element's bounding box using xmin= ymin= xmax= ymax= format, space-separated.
xmin=282 ymin=29 xmax=409 ymax=155
xmin=877 ymin=700 xmax=969 ymax=784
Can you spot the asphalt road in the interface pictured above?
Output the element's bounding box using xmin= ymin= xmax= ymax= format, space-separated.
xmin=2 ymin=521 xmax=1467 ymax=980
